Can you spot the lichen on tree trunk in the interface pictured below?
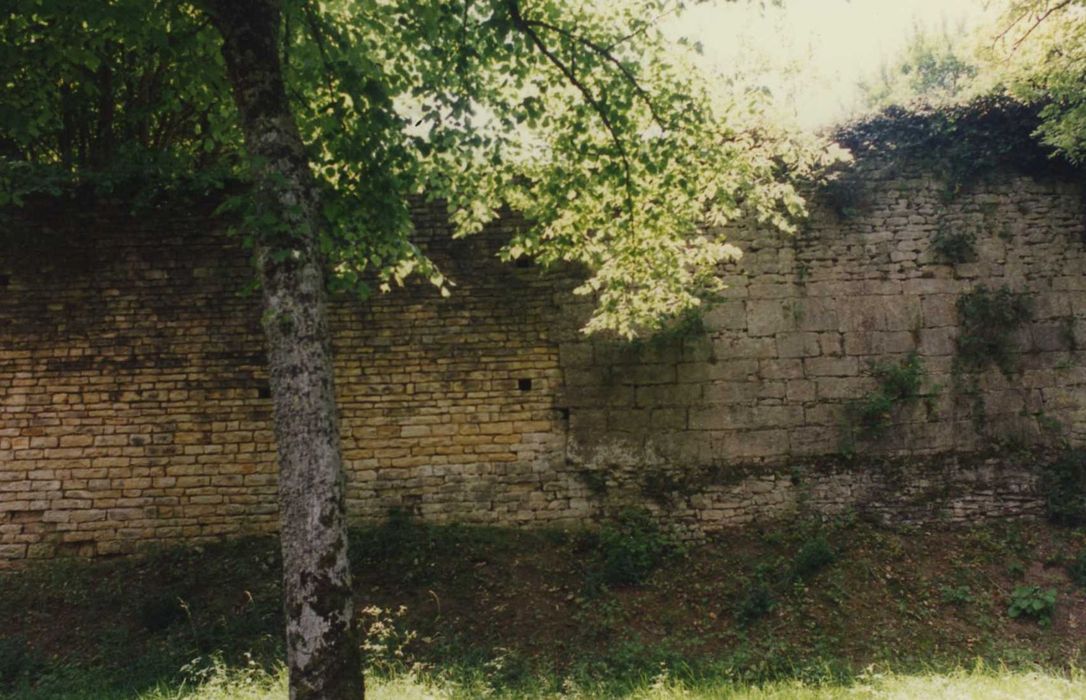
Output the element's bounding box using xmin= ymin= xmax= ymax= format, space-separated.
xmin=202 ymin=1 xmax=363 ymax=697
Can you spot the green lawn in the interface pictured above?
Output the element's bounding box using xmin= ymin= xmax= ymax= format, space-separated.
xmin=126 ymin=663 xmax=1086 ymax=699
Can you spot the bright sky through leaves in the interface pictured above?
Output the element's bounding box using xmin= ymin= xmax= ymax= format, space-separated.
xmin=667 ymin=0 xmax=994 ymax=130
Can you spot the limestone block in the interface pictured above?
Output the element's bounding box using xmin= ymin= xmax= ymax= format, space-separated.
xmin=747 ymin=300 xmax=793 ymax=337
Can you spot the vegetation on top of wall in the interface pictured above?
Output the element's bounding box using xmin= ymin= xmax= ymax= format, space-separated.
xmin=832 ymin=95 xmax=1081 ymax=193
xmin=0 ymin=158 xmax=241 ymax=225
xmin=954 ymin=285 xmax=1034 ymax=375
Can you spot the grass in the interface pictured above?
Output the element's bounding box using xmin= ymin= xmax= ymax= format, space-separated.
xmin=50 ymin=662 xmax=1086 ymax=699
xmin=3 ymin=516 xmax=1086 ymax=698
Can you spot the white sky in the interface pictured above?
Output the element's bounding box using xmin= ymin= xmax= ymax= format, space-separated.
xmin=666 ymin=0 xmax=995 ymax=130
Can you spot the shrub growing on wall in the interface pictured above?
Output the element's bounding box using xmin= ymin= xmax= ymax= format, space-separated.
xmin=955 ymin=285 xmax=1033 ymax=375
xmin=841 ymin=352 xmax=937 ymax=451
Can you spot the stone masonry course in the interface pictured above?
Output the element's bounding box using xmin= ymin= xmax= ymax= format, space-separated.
xmin=1 ymin=160 xmax=1085 ymax=565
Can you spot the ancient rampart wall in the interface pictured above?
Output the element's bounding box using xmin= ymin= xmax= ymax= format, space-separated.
xmin=1 ymin=162 xmax=1085 ymax=564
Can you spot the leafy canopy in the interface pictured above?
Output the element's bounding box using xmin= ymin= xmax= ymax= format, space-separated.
xmin=0 ymin=1 xmax=239 ymax=194
xmin=853 ymin=0 xmax=1086 ymax=171
xmin=857 ymin=22 xmax=979 ymax=110
xmin=1 ymin=0 xmax=834 ymax=337
xmin=992 ymin=0 xmax=1086 ymax=164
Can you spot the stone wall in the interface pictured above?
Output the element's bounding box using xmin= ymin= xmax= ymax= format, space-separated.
xmin=2 ymin=160 xmax=1085 ymax=565
xmin=560 ymin=165 xmax=1086 ymax=535
xmin=0 ymin=201 xmax=576 ymax=564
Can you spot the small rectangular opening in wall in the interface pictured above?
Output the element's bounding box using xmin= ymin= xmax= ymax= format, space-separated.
xmin=517 ymin=378 xmax=532 ymax=391
xmin=257 ymin=385 xmax=271 ymax=399
xmin=515 ymin=257 xmax=534 ymax=269
xmin=0 ymin=274 xmax=9 ymax=288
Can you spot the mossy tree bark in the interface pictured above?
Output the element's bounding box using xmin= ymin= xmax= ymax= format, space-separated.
xmin=202 ymin=1 xmax=362 ymax=698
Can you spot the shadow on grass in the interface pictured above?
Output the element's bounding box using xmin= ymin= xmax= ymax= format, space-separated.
xmin=4 ymin=516 xmax=1086 ymax=698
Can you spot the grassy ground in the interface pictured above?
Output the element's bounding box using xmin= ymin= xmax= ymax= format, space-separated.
xmin=133 ymin=663 xmax=1086 ymax=699
xmin=3 ymin=512 xmax=1086 ymax=698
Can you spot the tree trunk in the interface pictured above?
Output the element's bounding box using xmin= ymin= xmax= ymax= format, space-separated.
xmin=203 ymin=1 xmax=363 ymax=698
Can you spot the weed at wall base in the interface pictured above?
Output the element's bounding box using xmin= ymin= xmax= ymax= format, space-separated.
xmin=1042 ymin=449 xmax=1086 ymax=525
xmin=594 ymin=508 xmax=680 ymax=588
xmin=1007 ymin=586 xmax=1058 ymax=627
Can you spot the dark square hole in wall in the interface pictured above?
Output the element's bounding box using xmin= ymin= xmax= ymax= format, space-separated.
xmin=515 ymin=257 xmax=534 ymax=269
xmin=257 ymin=385 xmax=271 ymax=399
xmin=0 ymin=274 xmax=8 ymax=288
xmin=517 ymin=378 xmax=532 ymax=391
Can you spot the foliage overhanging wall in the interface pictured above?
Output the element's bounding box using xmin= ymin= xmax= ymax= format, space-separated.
xmin=1 ymin=157 xmax=1086 ymax=564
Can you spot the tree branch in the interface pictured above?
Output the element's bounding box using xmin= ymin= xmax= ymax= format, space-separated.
xmin=1014 ymin=0 xmax=1073 ymax=49
xmin=522 ymin=16 xmax=668 ymax=130
xmin=506 ymin=0 xmax=636 ymax=218
xmin=603 ymin=1 xmax=682 ymax=51
xmin=993 ymin=0 xmax=1074 ymax=51
xmin=302 ymin=1 xmax=340 ymax=102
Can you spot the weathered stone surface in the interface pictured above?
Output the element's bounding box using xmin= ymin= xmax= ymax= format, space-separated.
xmin=1 ymin=160 xmax=1085 ymax=563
